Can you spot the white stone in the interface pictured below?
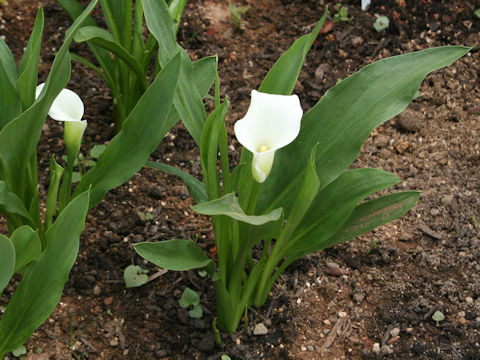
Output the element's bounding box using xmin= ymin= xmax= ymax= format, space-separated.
xmin=253 ymin=323 xmax=268 ymax=336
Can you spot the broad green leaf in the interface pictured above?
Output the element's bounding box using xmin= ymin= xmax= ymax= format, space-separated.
xmin=283 ymin=168 xmax=400 ymax=256
xmin=123 ymin=265 xmax=148 ymax=288
xmin=134 ymin=239 xmax=213 ymax=271
xmin=0 ymin=36 xmax=18 ymax=88
xmin=144 ymin=0 xmax=207 ymax=145
xmin=100 ymin=0 xmax=132 ymax=47
xmin=0 ymin=191 xmax=89 ymax=355
xmin=18 ymin=7 xmax=44 ymax=110
xmin=0 ymin=235 xmax=15 ymax=294
xmin=276 ymin=144 xmax=320 ymax=244
xmin=0 ymin=181 xmax=35 ymax=225
xmin=192 ymin=193 xmax=282 ymax=226
xmin=258 ymin=10 xmax=327 ymax=95
xmin=317 ymin=191 xmax=420 ymax=251
xmin=74 ymin=26 xmax=147 ymax=89
xmin=74 ymin=53 xmax=181 ymax=207
xmin=192 ymin=56 xmax=217 ymax=97
xmin=259 ymin=46 xmax=471 ymax=216
xmin=10 ymin=226 xmax=41 ymax=272
xmin=0 ymin=49 xmax=21 ymax=130
xmin=475 ymin=8 xmax=480 ymax=18
xmin=146 ymin=161 xmax=207 ymax=203
xmin=0 ymin=0 xmax=98 ymax=201
xmin=168 ymin=0 xmax=188 ymax=31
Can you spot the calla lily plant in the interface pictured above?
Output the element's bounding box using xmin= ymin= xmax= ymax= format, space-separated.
xmin=135 ymin=7 xmax=470 ymax=335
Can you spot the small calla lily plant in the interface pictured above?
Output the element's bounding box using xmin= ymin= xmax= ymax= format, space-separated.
xmin=134 ymin=9 xmax=470 ymax=336
xmin=234 ymin=90 xmax=302 ymax=183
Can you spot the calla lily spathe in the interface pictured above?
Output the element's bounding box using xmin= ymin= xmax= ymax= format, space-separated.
xmin=36 ymin=83 xmax=87 ymax=157
xmin=234 ymin=90 xmax=303 ymax=183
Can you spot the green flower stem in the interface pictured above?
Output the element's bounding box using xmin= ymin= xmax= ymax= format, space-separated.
xmin=45 ymin=159 xmax=64 ymax=231
xmin=58 ymin=153 xmax=75 ymax=212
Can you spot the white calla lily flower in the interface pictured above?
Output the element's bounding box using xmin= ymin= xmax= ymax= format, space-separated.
xmin=36 ymin=83 xmax=87 ymax=157
xmin=234 ymin=90 xmax=303 ymax=183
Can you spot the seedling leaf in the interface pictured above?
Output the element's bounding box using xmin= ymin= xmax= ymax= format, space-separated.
xmin=124 ymin=265 xmax=148 ymax=288
xmin=179 ymin=287 xmax=200 ymax=308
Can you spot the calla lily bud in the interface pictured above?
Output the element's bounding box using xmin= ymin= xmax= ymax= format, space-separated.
xmin=234 ymin=90 xmax=303 ymax=183
xmin=36 ymin=83 xmax=87 ymax=157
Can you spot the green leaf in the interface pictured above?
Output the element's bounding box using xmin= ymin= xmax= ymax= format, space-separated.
xmin=276 ymin=144 xmax=320 ymax=244
xmin=74 ymin=26 xmax=147 ymax=89
xmin=134 ymin=239 xmax=212 ymax=271
xmin=144 ymin=0 xmax=207 ymax=145
xmin=0 ymin=181 xmax=35 ymax=225
xmin=192 ymin=56 xmax=217 ymax=98
xmin=192 ymin=193 xmax=282 ymax=226
xmin=11 ymin=346 xmax=26 ymax=357
xmin=123 ymin=265 xmax=148 ymax=288
xmin=0 ymin=38 xmax=21 ymax=130
xmin=319 ymin=191 xmax=420 ymax=251
xmin=283 ymin=168 xmax=400 ymax=256
xmin=10 ymin=226 xmax=41 ymax=272
xmin=475 ymin=8 xmax=480 ymax=18
xmin=0 ymin=235 xmax=15 ymax=295
xmin=200 ymin=102 xmax=229 ymax=200
xmin=258 ymin=10 xmax=327 ymax=95
xmin=373 ymin=16 xmax=390 ymax=32
xmin=0 ymin=37 xmax=17 ymax=89
xmin=99 ymin=0 xmax=132 ymax=47
xmin=74 ymin=53 xmax=181 ymax=207
xmin=0 ymin=191 xmax=89 ymax=355
xmin=188 ymin=305 xmax=203 ymax=319
xmin=57 ymin=0 xmax=116 ymax=92
xmin=168 ymin=0 xmax=188 ymax=31
xmin=179 ymin=287 xmax=200 ymax=308
xmin=89 ymin=144 xmax=107 ymax=159
xmin=145 ymin=161 xmax=207 ymax=203
xmin=259 ymin=46 xmax=471 ymax=217
xmin=17 ymin=7 xmax=44 ymax=110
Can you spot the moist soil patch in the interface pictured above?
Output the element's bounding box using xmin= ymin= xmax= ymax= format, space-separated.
xmin=1 ymin=0 xmax=479 ymax=359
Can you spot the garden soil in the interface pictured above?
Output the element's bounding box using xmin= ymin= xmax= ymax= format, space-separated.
xmin=1 ymin=0 xmax=479 ymax=359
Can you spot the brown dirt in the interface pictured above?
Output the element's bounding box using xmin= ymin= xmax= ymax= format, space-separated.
xmin=1 ymin=0 xmax=479 ymax=359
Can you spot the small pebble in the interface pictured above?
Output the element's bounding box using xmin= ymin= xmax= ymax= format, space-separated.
xmin=93 ymin=285 xmax=101 ymax=296
xmin=110 ymin=338 xmax=119 ymax=347
xmin=390 ymin=327 xmax=400 ymax=337
xmin=307 ymin=345 xmax=315 ymax=352
xmin=458 ymin=311 xmax=466 ymax=318
xmin=338 ymin=311 xmax=347 ymax=318
xmin=381 ymin=345 xmax=393 ymax=355
xmin=466 ymin=297 xmax=473 ymax=304
xmin=253 ymin=323 xmax=268 ymax=336
xmin=323 ymin=319 xmax=332 ymax=325
xmin=301 ymin=345 xmax=307 ymax=352
xmin=430 ymin=208 xmax=440 ymax=216
xmin=326 ymin=262 xmax=340 ymax=269
xmin=103 ymin=296 xmax=114 ymax=306
xmin=372 ymin=343 xmax=381 ymax=354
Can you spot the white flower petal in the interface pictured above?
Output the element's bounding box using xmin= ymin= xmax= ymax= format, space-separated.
xmin=36 ymin=83 xmax=84 ymax=122
xmin=361 ymin=0 xmax=371 ymax=11
xmin=234 ymin=90 xmax=302 ymax=154
xmin=234 ymin=90 xmax=303 ymax=182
